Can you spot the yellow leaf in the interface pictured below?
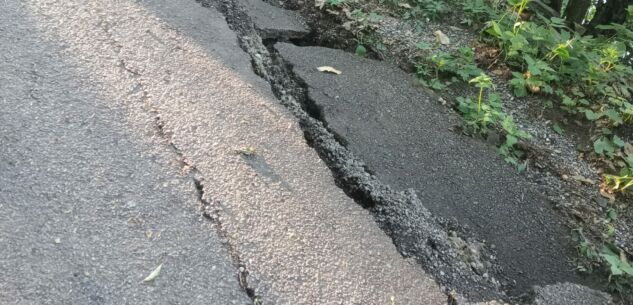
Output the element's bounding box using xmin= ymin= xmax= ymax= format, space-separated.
xmin=317 ymin=66 xmax=342 ymax=75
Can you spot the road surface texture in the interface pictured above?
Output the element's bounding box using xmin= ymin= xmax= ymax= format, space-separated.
xmin=0 ymin=0 xmax=450 ymax=304
xmin=0 ymin=2 xmax=251 ymax=304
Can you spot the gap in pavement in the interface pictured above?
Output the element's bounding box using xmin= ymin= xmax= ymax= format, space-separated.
xmin=195 ymin=0 xmax=606 ymax=303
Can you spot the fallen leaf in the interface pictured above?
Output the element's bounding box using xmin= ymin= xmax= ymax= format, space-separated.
xmin=53 ymin=238 xmax=61 ymax=244
xmin=434 ymin=30 xmax=450 ymax=45
xmin=143 ymin=263 xmax=163 ymax=282
xmin=317 ymin=66 xmax=342 ymax=75
xmin=398 ymin=2 xmax=412 ymax=8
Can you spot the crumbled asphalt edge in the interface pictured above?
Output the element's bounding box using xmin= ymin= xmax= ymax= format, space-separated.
xmin=197 ymin=0 xmax=510 ymax=302
xmin=115 ymin=47 xmax=262 ymax=304
xmin=278 ymin=1 xmax=619 ymax=241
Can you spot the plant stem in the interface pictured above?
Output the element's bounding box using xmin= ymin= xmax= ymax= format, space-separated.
xmin=477 ymin=86 xmax=484 ymax=113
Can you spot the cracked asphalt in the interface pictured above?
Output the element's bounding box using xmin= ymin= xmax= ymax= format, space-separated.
xmin=0 ymin=0 xmax=448 ymax=304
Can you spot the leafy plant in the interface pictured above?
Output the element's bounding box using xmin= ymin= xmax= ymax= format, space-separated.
xmin=349 ymin=10 xmax=386 ymax=58
xmin=604 ymin=152 xmax=633 ymax=192
xmin=415 ymin=46 xmax=483 ymax=90
xmin=571 ymin=228 xmax=599 ymax=273
xmin=604 ymin=174 xmax=633 ymax=192
xmin=480 ymin=3 xmax=633 ymax=138
xmin=572 ymin=208 xmax=632 ymax=294
xmin=601 ymin=245 xmax=633 ymax=293
xmin=458 ymin=73 xmax=531 ymax=170
xmin=469 ymin=73 xmax=495 ymax=112
xmin=462 ymin=0 xmax=499 ymax=26
xmin=499 ymin=116 xmax=531 ymax=170
xmin=457 ymin=93 xmax=503 ymax=133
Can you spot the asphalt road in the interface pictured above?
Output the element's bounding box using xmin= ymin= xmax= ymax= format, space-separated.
xmin=274 ymin=43 xmax=583 ymax=294
xmin=0 ymin=1 xmax=448 ymax=304
xmin=0 ymin=2 xmax=251 ymax=304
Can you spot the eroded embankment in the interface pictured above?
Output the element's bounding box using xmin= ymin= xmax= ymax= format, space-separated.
xmin=196 ymin=0 xmax=609 ymax=303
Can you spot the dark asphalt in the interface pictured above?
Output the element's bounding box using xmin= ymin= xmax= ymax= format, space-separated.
xmin=275 ymin=43 xmax=586 ymax=294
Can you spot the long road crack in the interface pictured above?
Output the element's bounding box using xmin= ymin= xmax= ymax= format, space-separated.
xmin=197 ymin=0 xmax=507 ymax=302
xmin=111 ymin=38 xmax=264 ymax=305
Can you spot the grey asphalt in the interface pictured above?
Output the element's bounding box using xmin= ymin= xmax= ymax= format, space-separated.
xmin=0 ymin=1 xmax=450 ymax=304
xmin=274 ymin=43 xmax=586 ymax=294
xmin=0 ymin=2 xmax=251 ymax=304
xmin=238 ymin=0 xmax=309 ymax=39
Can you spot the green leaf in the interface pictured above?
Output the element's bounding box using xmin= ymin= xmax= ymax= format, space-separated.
xmin=355 ymin=45 xmax=367 ymax=57
xmin=510 ymin=72 xmax=527 ymax=97
xmin=552 ymin=123 xmax=564 ymax=135
xmin=625 ymin=154 xmax=633 ymax=168
xmin=584 ymin=110 xmax=601 ymax=121
xmin=603 ymin=109 xmax=623 ymax=126
xmin=621 ymin=261 xmax=633 ymax=276
xmin=594 ymin=137 xmax=616 ymax=156
xmin=613 ymin=135 xmax=625 ymax=148
xmin=607 ymin=208 xmax=618 ymax=221
xmin=485 ymin=21 xmax=502 ymax=38
xmin=600 ymin=246 xmax=633 ymax=276
xmin=505 ymin=134 xmax=518 ymax=147
xmin=562 ymin=96 xmax=576 ymax=107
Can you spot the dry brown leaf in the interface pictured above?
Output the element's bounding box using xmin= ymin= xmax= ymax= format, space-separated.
xmin=317 ymin=66 xmax=342 ymax=75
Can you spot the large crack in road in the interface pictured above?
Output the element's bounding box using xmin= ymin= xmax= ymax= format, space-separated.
xmin=7 ymin=0 xmax=454 ymax=304
xmin=198 ymin=0 xmax=611 ymax=303
xmin=199 ymin=0 xmax=506 ymax=301
xmin=2 ymin=0 xmax=616 ymax=304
